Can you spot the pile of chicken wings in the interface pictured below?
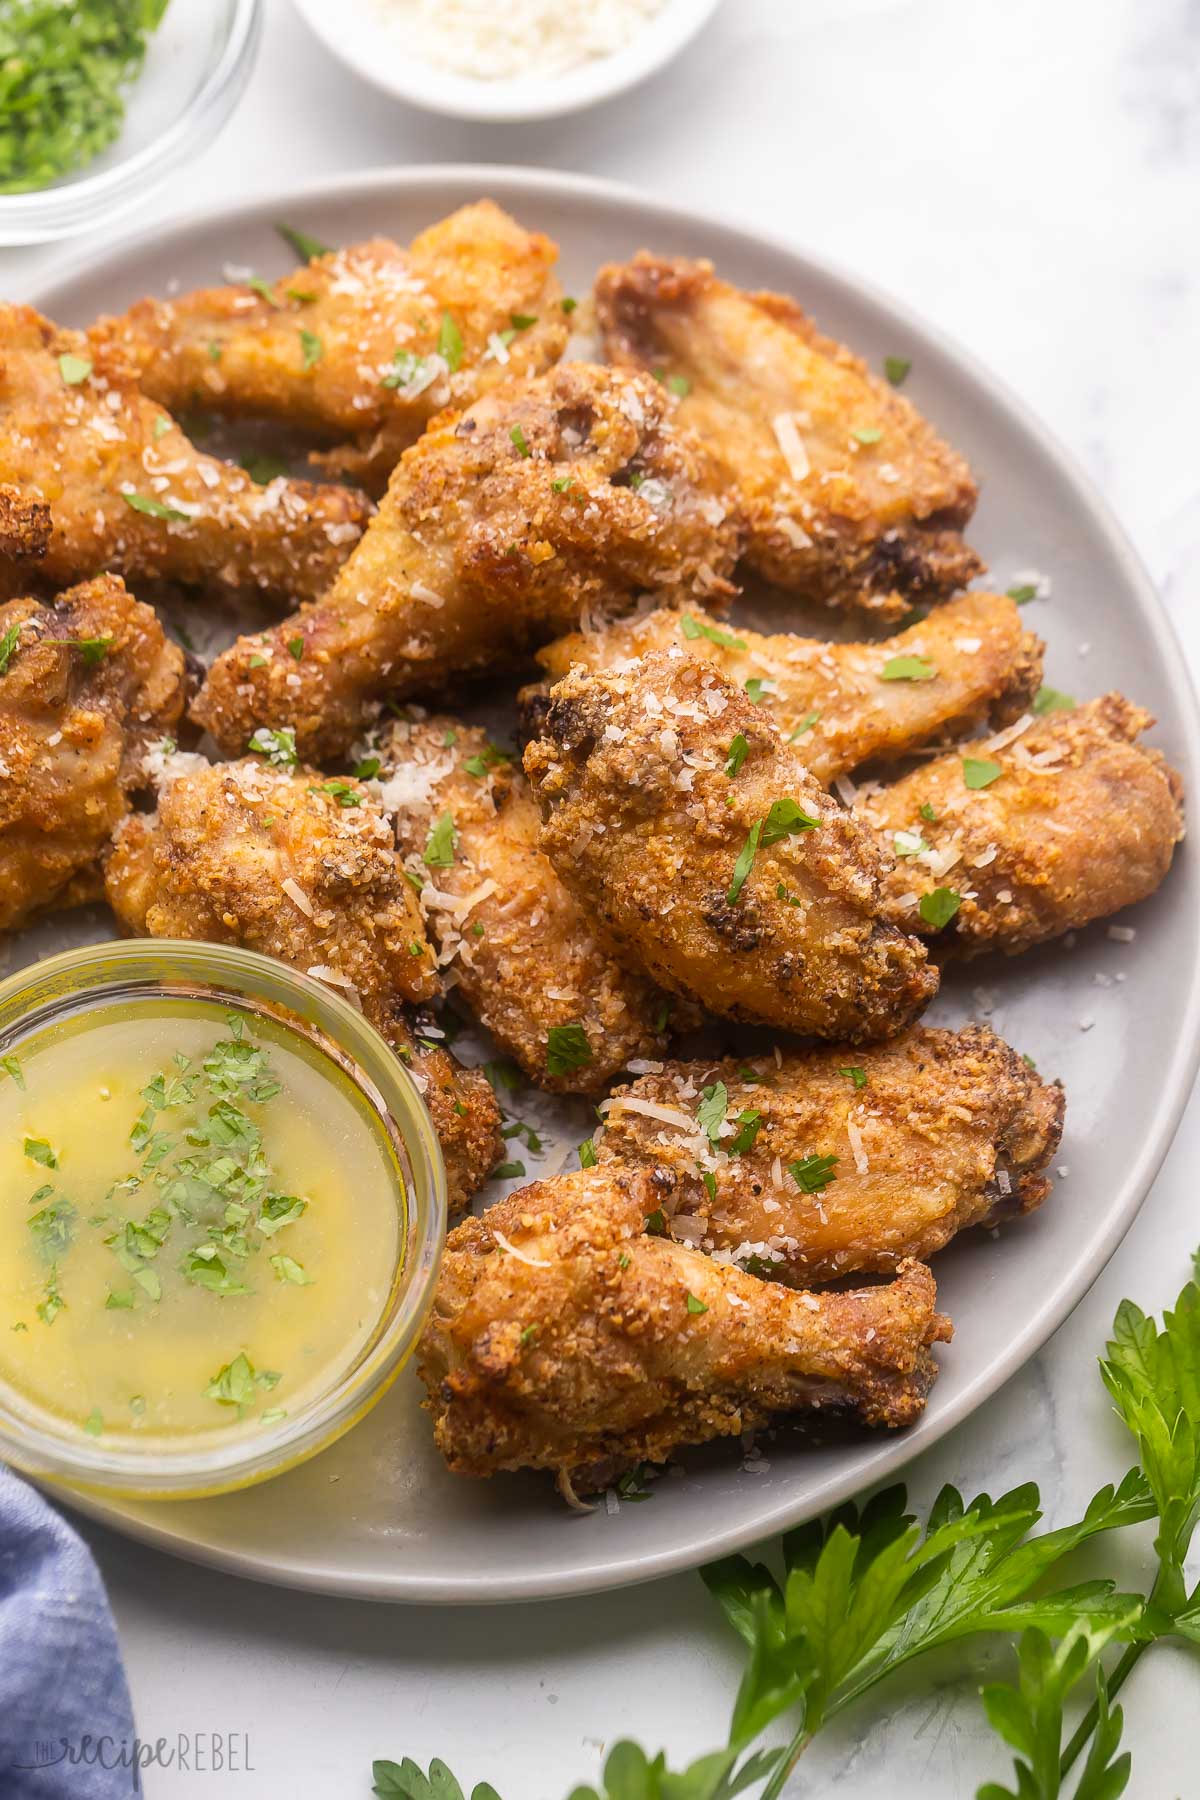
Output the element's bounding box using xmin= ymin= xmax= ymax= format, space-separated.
xmin=0 ymin=200 xmax=1184 ymax=1502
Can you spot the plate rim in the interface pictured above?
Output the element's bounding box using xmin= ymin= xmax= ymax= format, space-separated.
xmin=27 ymin=161 xmax=1200 ymax=1604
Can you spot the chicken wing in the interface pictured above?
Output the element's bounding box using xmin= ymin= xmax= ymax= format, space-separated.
xmin=91 ymin=201 xmax=569 ymax=495
xmin=860 ymin=694 xmax=1185 ymax=954
xmin=103 ymin=752 xmax=500 ymax=1211
xmin=595 ymin=1026 xmax=1063 ymax=1285
xmin=0 ymin=484 xmax=49 ymax=600
xmin=524 ymin=649 xmax=937 ymax=1041
xmin=595 ymin=253 xmax=980 ymax=620
xmin=192 ymin=362 xmax=742 ymax=762
xmin=374 ymin=714 xmax=671 ymax=1091
xmin=0 ymin=304 xmax=369 ymax=604
xmin=419 ymin=1165 xmax=950 ymax=1485
xmin=530 ymin=590 xmax=1041 ymax=785
xmin=0 ymin=574 xmax=185 ymax=932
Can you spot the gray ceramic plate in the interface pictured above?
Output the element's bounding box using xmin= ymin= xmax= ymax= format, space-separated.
xmin=24 ymin=165 xmax=1200 ymax=1603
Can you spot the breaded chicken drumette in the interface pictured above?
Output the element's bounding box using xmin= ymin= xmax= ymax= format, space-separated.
xmin=419 ymin=1166 xmax=950 ymax=1486
xmin=524 ymin=650 xmax=937 ymax=1041
xmin=0 ymin=574 xmax=186 ymax=932
xmin=0 ymin=484 xmax=49 ymax=600
xmin=595 ymin=253 xmax=981 ymax=620
xmin=530 ymin=590 xmax=1042 ymax=786
xmin=104 ymin=753 xmax=500 ymax=1212
xmin=375 ymin=715 xmax=671 ymax=1092
xmin=193 ymin=362 xmax=742 ymax=761
xmin=861 ymin=694 xmax=1185 ymax=954
xmin=90 ymin=201 xmax=569 ymax=496
xmin=0 ymin=305 xmax=369 ymax=604
xmin=596 ymin=1027 xmax=1064 ymax=1285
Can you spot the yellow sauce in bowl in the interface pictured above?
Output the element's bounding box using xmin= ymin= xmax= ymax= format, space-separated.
xmin=0 ymin=998 xmax=404 ymax=1453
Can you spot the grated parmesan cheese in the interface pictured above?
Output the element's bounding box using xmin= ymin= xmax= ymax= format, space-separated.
xmin=373 ymin=0 xmax=666 ymax=81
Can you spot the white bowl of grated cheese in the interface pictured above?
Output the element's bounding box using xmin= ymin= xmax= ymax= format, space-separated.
xmin=291 ymin=0 xmax=723 ymax=121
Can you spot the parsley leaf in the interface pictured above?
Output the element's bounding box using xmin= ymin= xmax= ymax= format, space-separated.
xmin=839 ymin=1066 xmax=868 ymax=1089
xmin=727 ymin=819 xmax=762 ymax=905
xmin=761 ymin=797 xmax=820 ymax=845
xmin=423 ymin=811 xmax=457 ymax=867
xmin=883 ymin=355 xmax=911 ymax=386
xmin=1033 ymin=685 xmax=1076 ymax=715
xmin=299 ymin=328 xmax=323 ymax=370
xmin=790 ymin=1153 xmax=837 ymax=1193
xmin=123 ymin=491 xmax=187 ymax=522
xmin=680 ymin=613 xmax=747 ymax=651
xmin=248 ymin=726 xmax=298 ymax=769
xmin=24 ymin=1136 xmax=57 ymax=1168
xmin=545 ymin=1023 xmax=592 ymax=1077
xmin=963 ymin=756 xmax=1003 ymax=790
xmin=510 ymin=423 xmax=531 ymax=457
xmin=277 ymin=223 xmax=332 ymax=261
xmin=438 ymin=311 xmax=464 ymax=373
xmin=919 ymin=887 xmax=962 ymax=929
xmin=696 ymin=1081 xmax=729 ymax=1144
xmin=41 ymin=633 xmax=113 ymax=666
xmin=58 ymin=352 xmax=92 ymax=385
xmin=0 ymin=623 xmax=22 ymax=675
xmin=880 ymin=654 xmax=936 ymax=682
xmin=725 ymin=733 xmax=749 ymax=776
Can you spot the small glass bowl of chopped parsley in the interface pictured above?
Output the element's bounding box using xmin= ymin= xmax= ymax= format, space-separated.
xmin=0 ymin=0 xmax=262 ymax=244
xmin=0 ymin=940 xmax=445 ymax=1498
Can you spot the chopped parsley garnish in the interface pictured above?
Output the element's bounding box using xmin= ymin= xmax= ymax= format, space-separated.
xmin=58 ymin=352 xmax=92 ymax=385
xmin=28 ymin=1196 xmax=76 ymax=1259
xmin=1033 ymin=685 xmax=1075 ymax=715
xmin=491 ymin=1161 xmax=526 ymax=1182
xmin=578 ymin=1138 xmax=598 ymax=1169
xmin=482 ymin=1059 xmax=522 ymax=1094
xmin=919 ymin=887 xmax=962 ymax=929
xmin=852 ymin=426 xmax=883 ymax=445
xmin=679 ymin=613 xmax=747 ymax=651
xmin=24 ymin=1136 xmax=57 ymax=1168
xmin=423 ymin=811 xmax=457 ymax=867
xmin=354 ymin=754 xmax=381 ymax=780
xmin=277 ymin=223 xmax=331 ymax=261
xmin=123 ymin=491 xmax=187 ymax=522
xmin=893 ymin=830 xmax=929 ymax=860
xmin=700 ymin=1169 xmax=718 ymax=1202
xmin=510 ymin=312 xmax=537 ymax=330
xmin=790 ymin=1153 xmax=838 ymax=1193
xmin=42 ymin=633 xmax=113 ymax=666
xmin=839 ymin=1066 xmax=868 ymax=1089
xmin=761 ymin=797 xmax=820 ymax=845
xmin=36 ymin=1268 xmax=64 ymax=1326
xmin=552 ymin=476 xmax=573 ymax=493
xmin=248 ymin=726 xmax=298 ymax=769
xmin=205 ymin=1352 xmax=260 ymax=1410
xmin=438 ymin=311 xmax=464 ymax=373
xmin=727 ymin=819 xmax=762 ymax=905
xmin=1 ymin=1054 xmax=25 ymax=1089
xmin=919 ymin=801 xmax=938 ymax=823
xmin=561 ymin=297 xmax=578 ymax=314
xmin=299 ymin=328 xmax=323 ymax=370
xmin=381 ymin=350 xmax=432 ymax=390
xmin=696 ymin=1082 xmax=729 ymax=1144
xmin=665 ymin=374 xmax=691 ymax=398
xmin=644 ymin=1209 xmax=667 ymax=1235
xmin=685 ymin=1292 xmax=708 ymax=1315
xmin=312 ymin=778 xmax=364 ymax=808
xmin=83 ymin=1408 xmax=103 ymax=1437
xmin=883 ymin=355 xmax=912 ymax=386
xmin=0 ymin=624 xmax=22 ymax=675
xmin=729 ymin=1109 xmax=762 ymax=1155
xmin=240 ymin=452 xmax=289 ymax=485
xmin=463 ymin=741 xmax=510 ymax=777
xmin=546 ymin=1023 xmax=592 ymax=1077
xmin=744 ymin=677 xmax=771 ymax=704
xmin=725 ymin=733 xmax=749 ymax=776
xmin=287 ymin=636 xmax=304 ymax=661
xmin=270 ymin=1253 xmax=313 ymax=1286
xmin=789 ymin=711 xmax=821 ymax=740
xmin=1007 ymin=581 xmax=1039 ymax=604
xmin=880 ymin=654 xmax=936 ymax=682
xmin=963 ymin=757 xmax=1002 ymax=790
xmin=247 ymin=275 xmax=280 ymax=307
xmin=510 ymin=423 xmax=531 ymax=457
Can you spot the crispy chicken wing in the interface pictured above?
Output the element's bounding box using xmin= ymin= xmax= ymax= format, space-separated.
xmin=375 ymin=714 xmax=671 ymax=1091
xmin=0 ymin=484 xmax=49 ymax=600
xmin=596 ymin=253 xmax=981 ymax=620
xmin=596 ymin=1026 xmax=1063 ymax=1285
xmin=861 ymin=694 xmax=1185 ymax=954
xmin=91 ymin=202 xmax=569 ymax=495
xmin=0 ymin=304 xmax=369 ymax=603
xmin=103 ymin=753 xmax=500 ymax=1211
xmin=0 ymin=575 xmax=185 ymax=932
xmin=420 ymin=1165 xmax=950 ymax=1485
xmin=193 ymin=362 xmax=741 ymax=761
xmin=524 ymin=649 xmax=937 ymax=1041
xmin=530 ymin=591 xmax=1041 ymax=785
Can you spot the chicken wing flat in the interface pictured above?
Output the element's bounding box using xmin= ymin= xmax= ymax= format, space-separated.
xmin=104 ymin=753 xmax=500 ymax=1211
xmin=419 ymin=1166 xmax=950 ymax=1485
xmin=91 ymin=201 xmax=569 ymax=495
xmin=0 ymin=304 xmax=369 ymax=603
xmin=0 ymin=484 xmax=49 ymax=600
xmin=595 ymin=254 xmax=981 ymax=620
xmin=0 ymin=574 xmax=186 ymax=932
xmin=531 ymin=590 xmax=1041 ymax=786
xmin=375 ymin=714 xmax=671 ymax=1091
xmin=524 ymin=649 xmax=937 ymax=1041
xmin=861 ymin=694 xmax=1185 ymax=954
xmin=193 ymin=362 xmax=742 ymax=762
xmin=595 ymin=1026 xmax=1063 ymax=1286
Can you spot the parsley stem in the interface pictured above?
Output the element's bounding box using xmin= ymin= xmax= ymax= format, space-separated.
xmin=759 ymin=1723 xmax=812 ymax=1799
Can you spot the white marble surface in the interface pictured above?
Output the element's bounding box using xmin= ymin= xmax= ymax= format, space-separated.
xmin=5 ymin=0 xmax=1200 ymax=1791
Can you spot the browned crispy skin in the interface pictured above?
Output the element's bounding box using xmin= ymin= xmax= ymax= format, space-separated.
xmin=0 ymin=484 xmax=49 ymax=600
xmin=377 ymin=715 xmax=671 ymax=1092
xmin=91 ymin=202 xmax=569 ymax=495
xmin=192 ymin=362 xmax=742 ymax=761
xmin=861 ymin=694 xmax=1185 ymax=954
xmin=419 ymin=1165 xmax=950 ymax=1484
xmin=0 ymin=304 xmax=370 ymax=603
xmin=596 ymin=1027 xmax=1064 ymax=1285
xmin=595 ymin=253 xmax=981 ymax=620
xmin=103 ymin=756 xmax=500 ymax=1211
xmin=524 ymin=650 xmax=937 ymax=1041
xmin=531 ymin=591 xmax=1042 ymax=785
xmin=0 ymin=576 xmax=185 ymax=932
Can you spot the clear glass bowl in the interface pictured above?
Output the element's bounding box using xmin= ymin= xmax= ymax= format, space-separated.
xmin=0 ymin=940 xmax=446 ymax=1498
xmin=0 ymin=0 xmax=263 ymax=246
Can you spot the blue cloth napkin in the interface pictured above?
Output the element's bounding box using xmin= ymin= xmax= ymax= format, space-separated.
xmin=0 ymin=1465 xmax=135 ymax=1800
